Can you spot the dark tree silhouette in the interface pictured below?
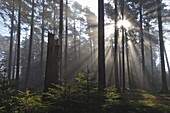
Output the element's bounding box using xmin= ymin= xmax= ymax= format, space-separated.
xmin=98 ymin=0 xmax=106 ymax=90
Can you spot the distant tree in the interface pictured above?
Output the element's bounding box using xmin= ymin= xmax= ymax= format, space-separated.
xmin=114 ymin=0 xmax=120 ymax=91
xmin=59 ymin=0 xmax=63 ymax=78
xmin=25 ymin=0 xmax=35 ymax=89
xmin=40 ymin=0 xmax=45 ymax=80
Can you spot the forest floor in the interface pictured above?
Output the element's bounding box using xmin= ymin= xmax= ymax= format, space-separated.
xmin=111 ymin=90 xmax=170 ymax=113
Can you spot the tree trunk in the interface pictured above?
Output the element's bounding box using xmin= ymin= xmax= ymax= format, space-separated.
xmin=140 ymin=0 xmax=145 ymax=88
xmin=59 ymin=0 xmax=63 ymax=80
xmin=98 ymin=0 xmax=106 ymax=90
xmin=25 ymin=0 xmax=35 ymax=89
xmin=43 ymin=33 xmax=60 ymax=94
xmin=8 ymin=0 xmax=15 ymax=80
xmin=156 ymin=0 xmax=168 ymax=93
xmin=40 ymin=0 xmax=45 ymax=81
xmin=121 ymin=0 xmax=125 ymax=91
xmin=16 ymin=0 xmax=21 ymax=89
xmin=64 ymin=0 xmax=68 ymax=72
xmin=114 ymin=0 xmax=120 ymax=92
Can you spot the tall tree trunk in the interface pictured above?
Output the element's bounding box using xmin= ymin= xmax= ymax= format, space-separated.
xmin=121 ymin=0 xmax=125 ymax=90
xmin=114 ymin=0 xmax=120 ymax=92
xmin=16 ymin=0 xmax=21 ymax=89
xmin=40 ymin=0 xmax=45 ymax=80
xmin=8 ymin=0 xmax=15 ymax=80
xmin=140 ymin=0 xmax=145 ymax=88
xmin=59 ymin=0 xmax=63 ymax=79
xmin=156 ymin=0 xmax=168 ymax=93
xmin=25 ymin=0 xmax=35 ymax=89
xmin=98 ymin=0 xmax=106 ymax=90
xmin=64 ymin=0 xmax=68 ymax=72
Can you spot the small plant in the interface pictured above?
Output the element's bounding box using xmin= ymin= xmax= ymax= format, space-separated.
xmin=12 ymin=90 xmax=45 ymax=113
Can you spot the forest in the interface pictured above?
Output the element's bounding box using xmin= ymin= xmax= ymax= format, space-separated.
xmin=0 ymin=0 xmax=170 ymax=113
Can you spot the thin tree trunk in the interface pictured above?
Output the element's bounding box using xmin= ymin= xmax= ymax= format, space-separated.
xmin=59 ymin=0 xmax=63 ymax=80
xmin=121 ymin=0 xmax=125 ymax=90
xmin=40 ymin=0 xmax=45 ymax=80
xmin=8 ymin=0 xmax=15 ymax=80
xmin=64 ymin=0 xmax=68 ymax=72
xmin=98 ymin=0 xmax=106 ymax=90
xmin=16 ymin=0 xmax=21 ymax=89
xmin=25 ymin=0 xmax=35 ymax=89
xmin=156 ymin=0 xmax=168 ymax=93
xmin=114 ymin=0 xmax=120 ymax=92
xmin=140 ymin=0 xmax=145 ymax=88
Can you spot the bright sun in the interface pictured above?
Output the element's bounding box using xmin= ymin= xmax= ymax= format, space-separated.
xmin=117 ymin=19 xmax=131 ymax=28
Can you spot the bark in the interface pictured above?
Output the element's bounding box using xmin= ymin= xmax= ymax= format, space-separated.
xmin=43 ymin=33 xmax=59 ymax=94
xmin=98 ymin=0 xmax=106 ymax=90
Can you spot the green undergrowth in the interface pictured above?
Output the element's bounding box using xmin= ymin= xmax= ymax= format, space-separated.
xmin=0 ymin=74 xmax=170 ymax=113
xmin=108 ymin=90 xmax=170 ymax=113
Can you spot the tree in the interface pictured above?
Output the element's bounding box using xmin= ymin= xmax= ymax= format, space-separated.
xmin=16 ymin=0 xmax=21 ymax=89
xmin=120 ymin=0 xmax=125 ymax=90
xmin=8 ymin=0 xmax=15 ymax=80
xmin=25 ymin=0 xmax=35 ymax=89
xmin=40 ymin=0 xmax=45 ymax=82
xmin=156 ymin=0 xmax=168 ymax=93
xmin=114 ymin=0 xmax=120 ymax=91
xmin=64 ymin=0 xmax=68 ymax=73
xmin=59 ymin=0 xmax=63 ymax=78
xmin=139 ymin=0 xmax=145 ymax=88
xmin=98 ymin=0 xmax=106 ymax=90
